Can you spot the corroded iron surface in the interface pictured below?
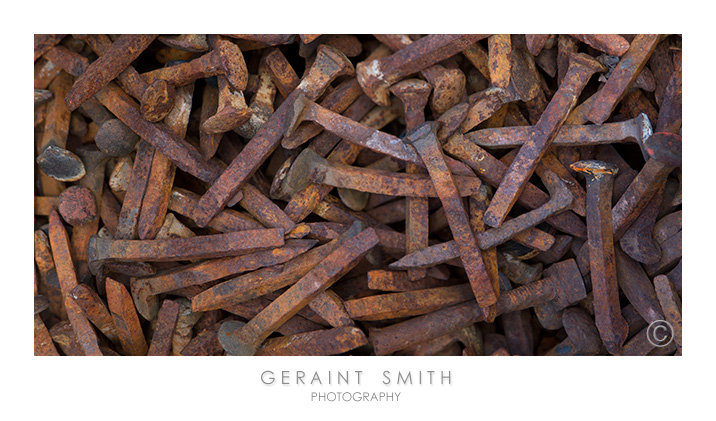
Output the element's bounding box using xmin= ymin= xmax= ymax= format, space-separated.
xmin=33 ymin=34 xmax=681 ymax=357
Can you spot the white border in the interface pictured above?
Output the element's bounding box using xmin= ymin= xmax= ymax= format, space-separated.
xmin=8 ymin=1 xmax=711 ymax=419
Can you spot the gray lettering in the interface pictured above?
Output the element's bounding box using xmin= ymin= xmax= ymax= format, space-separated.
xmin=261 ymin=371 xmax=274 ymax=385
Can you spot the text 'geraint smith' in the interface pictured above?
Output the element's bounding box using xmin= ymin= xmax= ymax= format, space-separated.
xmin=261 ymin=370 xmax=452 ymax=385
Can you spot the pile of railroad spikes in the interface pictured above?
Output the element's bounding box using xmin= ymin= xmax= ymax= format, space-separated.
xmin=34 ymin=34 xmax=681 ymax=356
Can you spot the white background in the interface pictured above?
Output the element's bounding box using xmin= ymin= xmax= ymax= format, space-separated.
xmin=9 ymin=2 xmax=711 ymax=419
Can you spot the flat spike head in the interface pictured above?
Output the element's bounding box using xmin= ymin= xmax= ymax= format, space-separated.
xmin=216 ymin=39 xmax=248 ymax=91
xmin=544 ymin=259 xmax=587 ymax=309
xmin=87 ymin=235 xmax=104 ymax=274
xmin=635 ymin=112 xmax=654 ymax=144
xmin=404 ymin=121 xmax=443 ymax=146
xmin=58 ymin=185 xmax=97 ymax=226
xmin=570 ymin=160 xmax=620 ymax=179
xmin=568 ymin=52 xmax=608 ymax=74
xmin=201 ymin=105 xmax=252 ymax=134
xmin=337 ymin=188 xmax=369 ymax=211
xmin=158 ymin=34 xmax=209 ymax=53
xmin=283 ymin=91 xmax=310 ymax=137
xmin=390 ymin=78 xmax=432 ymax=106
xmin=217 ymin=320 xmax=256 ymax=355
xmin=281 ymin=148 xmax=325 ymax=197
xmin=141 ymin=79 xmax=176 ymax=123
xmin=507 ymin=47 xmax=540 ymax=102
xmin=437 ymin=102 xmax=469 ymax=141
xmin=427 ymin=68 xmax=465 ymax=114
xmin=36 ymin=145 xmax=86 ymax=182
xmin=299 ymin=44 xmax=355 ymax=100
xmin=95 ymin=119 xmax=140 ymax=157
xmin=269 ymin=154 xmax=297 ymax=201
xmin=314 ymin=44 xmax=355 ymax=78
xmin=633 ymin=112 xmax=655 ymax=162
xmin=356 ymin=58 xmax=392 ymax=107
xmin=641 ymin=132 xmax=682 ymax=167
xmin=129 ymin=278 xmax=159 ymax=321
xmin=562 ymin=307 xmax=602 ymax=355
